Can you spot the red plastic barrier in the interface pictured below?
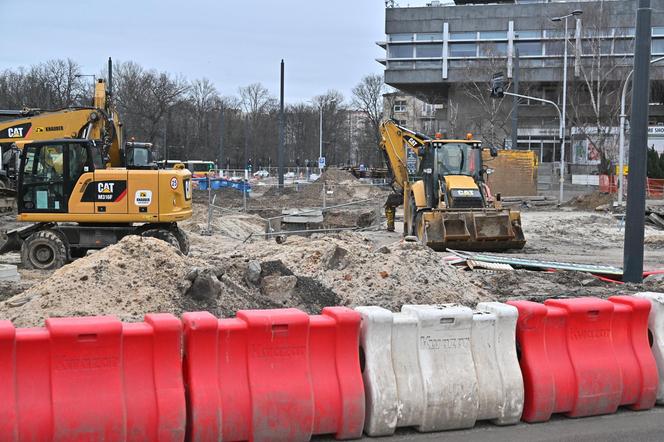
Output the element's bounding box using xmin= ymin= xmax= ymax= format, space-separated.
xmin=183 ymin=307 xmax=364 ymax=442
xmin=508 ymin=297 xmax=658 ymax=423
xmin=0 ymin=314 xmax=185 ymax=441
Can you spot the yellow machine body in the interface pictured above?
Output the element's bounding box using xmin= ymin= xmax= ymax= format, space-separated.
xmin=380 ymin=120 xmax=526 ymax=252
xmin=18 ymin=167 xmax=192 ymax=224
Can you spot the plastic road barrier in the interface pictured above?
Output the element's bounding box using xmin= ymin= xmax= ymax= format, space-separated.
xmin=355 ymin=303 xmax=523 ymax=436
xmin=182 ymin=307 xmax=364 ymax=442
xmin=509 ymin=297 xmax=657 ymax=423
xmin=0 ymin=314 xmax=186 ymax=441
xmin=634 ymin=292 xmax=664 ymax=404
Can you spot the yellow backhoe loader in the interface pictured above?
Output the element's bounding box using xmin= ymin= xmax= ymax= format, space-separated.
xmin=380 ymin=120 xmax=525 ymax=252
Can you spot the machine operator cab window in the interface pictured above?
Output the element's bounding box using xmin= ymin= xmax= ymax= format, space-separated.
xmin=19 ymin=141 xmax=94 ymax=213
xmin=432 ymin=142 xmax=481 ymax=178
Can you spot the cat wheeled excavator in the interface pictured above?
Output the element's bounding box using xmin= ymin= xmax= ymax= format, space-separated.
xmin=0 ymin=59 xmax=191 ymax=269
xmin=380 ymin=120 xmax=525 ymax=252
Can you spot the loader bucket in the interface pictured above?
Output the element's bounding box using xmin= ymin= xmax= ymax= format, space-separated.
xmin=0 ymin=230 xmax=20 ymax=255
xmin=418 ymin=208 xmax=526 ymax=252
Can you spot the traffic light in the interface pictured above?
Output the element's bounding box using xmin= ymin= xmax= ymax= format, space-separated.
xmin=490 ymin=72 xmax=505 ymax=98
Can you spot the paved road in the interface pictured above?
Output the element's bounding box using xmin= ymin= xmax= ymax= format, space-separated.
xmin=317 ymin=408 xmax=664 ymax=441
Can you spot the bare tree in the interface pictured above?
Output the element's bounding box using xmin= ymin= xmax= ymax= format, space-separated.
xmin=567 ymin=4 xmax=632 ymax=174
xmin=352 ymin=74 xmax=384 ymax=146
xmin=458 ymin=55 xmax=512 ymax=147
xmin=114 ymin=61 xmax=189 ymax=143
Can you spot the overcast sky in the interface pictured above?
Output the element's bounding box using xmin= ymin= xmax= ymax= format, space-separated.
xmin=1 ymin=0 xmax=430 ymax=103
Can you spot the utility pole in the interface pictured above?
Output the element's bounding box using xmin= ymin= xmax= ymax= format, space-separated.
xmin=623 ymin=0 xmax=652 ymax=283
xmin=219 ymin=107 xmax=225 ymax=172
xmin=511 ymin=48 xmax=519 ymax=150
xmin=551 ymin=9 xmax=583 ymax=204
xmin=278 ymin=60 xmax=285 ymax=187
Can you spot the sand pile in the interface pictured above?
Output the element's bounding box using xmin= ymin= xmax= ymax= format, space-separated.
xmin=0 ymin=236 xmax=202 ymax=327
xmin=181 ymin=205 xmax=268 ymax=240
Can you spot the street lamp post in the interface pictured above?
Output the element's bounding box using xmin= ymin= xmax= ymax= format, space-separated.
xmin=551 ymin=9 xmax=582 ymax=204
xmin=318 ymin=98 xmax=337 ymax=172
xmin=618 ymin=56 xmax=664 ymax=204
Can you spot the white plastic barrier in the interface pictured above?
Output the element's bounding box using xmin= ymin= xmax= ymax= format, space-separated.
xmin=356 ymin=303 xmax=523 ymax=437
xmin=634 ymin=292 xmax=664 ymax=404
xmin=473 ymin=302 xmax=524 ymax=424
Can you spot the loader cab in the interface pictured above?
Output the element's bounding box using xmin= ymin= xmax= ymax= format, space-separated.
xmin=430 ymin=141 xmax=482 ymax=179
xmin=18 ymin=139 xmax=99 ymax=213
xmin=124 ymin=141 xmax=156 ymax=170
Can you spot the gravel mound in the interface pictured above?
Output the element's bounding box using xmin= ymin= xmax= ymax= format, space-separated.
xmin=0 ymin=236 xmax=197 ymax=326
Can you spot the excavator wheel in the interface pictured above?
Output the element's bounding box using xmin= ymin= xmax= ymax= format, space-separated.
xmin=173 ymin=227 xmax=190 ymax=256
xmin=21 ymin=229 xmax=68 ymax=270
xmin=141 ymin=228 xmax=184 ymax=254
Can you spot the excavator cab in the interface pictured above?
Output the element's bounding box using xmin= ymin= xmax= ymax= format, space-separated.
xmin=18 ymin=140 xmax=100 ymax=213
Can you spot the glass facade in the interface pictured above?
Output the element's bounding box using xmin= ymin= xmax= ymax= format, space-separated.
xmin=417 ymin=33 xmax=443 ymax=41
xmin=383 ymin=22 xmax=658 ymax=64
xmin=515 ymin=41 xmax=542 ymax=56
xmin=389 ymin=44 xmax=414 ymax=58
xmin=449 ymin=43 xmax=477 ymax=57
xmin=450 ymin=32 xmax=476 ymax=40
xmin=416 ymin=44 xmax=443 ymax=58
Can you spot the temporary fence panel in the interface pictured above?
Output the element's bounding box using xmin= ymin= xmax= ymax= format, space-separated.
xmin=182 ymin=307 xmax=364 ymax=442
xmin=356 ymin=303 xmax=523 ymax=436
xmin=0 ymin=314 xmax=186 ymax=441
xmin=508 ymin=297 xmax=657 ymax=423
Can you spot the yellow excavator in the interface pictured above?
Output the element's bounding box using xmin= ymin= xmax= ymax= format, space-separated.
xmin=380 ymin=120 xmax=525 ymax=252
xmin=0 ymin=60 xmax=191 ymax=269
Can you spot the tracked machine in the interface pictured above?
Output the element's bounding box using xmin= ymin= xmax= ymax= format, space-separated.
xmin=380 ymin=120 xmax=525 ymax=252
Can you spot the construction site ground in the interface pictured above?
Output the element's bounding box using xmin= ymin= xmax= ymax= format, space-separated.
xmin=1 ymin=171 xmax=664 ymax=327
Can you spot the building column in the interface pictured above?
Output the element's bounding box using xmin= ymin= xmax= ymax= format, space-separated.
xmin=443 ymin=22 xmax=449 ymax=79
xmin=507 ymin=21 xmax=514 ymax=78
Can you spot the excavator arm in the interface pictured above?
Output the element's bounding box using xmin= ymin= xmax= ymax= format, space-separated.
xmin=0 ymin=59 xmax=125 ymax=169
xmin=379 ymin=120 xmax=429 ymax=193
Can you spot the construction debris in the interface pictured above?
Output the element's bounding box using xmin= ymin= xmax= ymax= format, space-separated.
xmin=448 ymin=249 xmax=624 ymax=277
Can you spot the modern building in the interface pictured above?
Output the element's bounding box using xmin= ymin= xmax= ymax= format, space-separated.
xmin=378 ymin=0 xmax=664 ymax=171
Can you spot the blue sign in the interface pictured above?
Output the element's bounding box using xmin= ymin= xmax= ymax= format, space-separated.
xmin=318 ymin=156 xmax=326 ymax=169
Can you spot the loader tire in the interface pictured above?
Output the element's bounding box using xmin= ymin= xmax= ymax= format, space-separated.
xmin=172 ymin=227 xmax=190 ymax=255
xmin=141 ymin=228 xmax=181 ymax=253
xmin=21 ymin=230 xmax=68 ymax=270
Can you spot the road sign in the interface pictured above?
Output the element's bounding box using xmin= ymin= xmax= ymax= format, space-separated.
xmin=318 ymin=156 xmax=326 ymax=169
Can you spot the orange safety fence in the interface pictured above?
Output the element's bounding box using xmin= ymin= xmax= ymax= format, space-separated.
xmin=598 ymin=175 xmax=664 ymax=198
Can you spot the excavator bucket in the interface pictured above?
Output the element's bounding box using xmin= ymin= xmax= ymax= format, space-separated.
xmin=417 ymin=208 xmax=526 ymax=252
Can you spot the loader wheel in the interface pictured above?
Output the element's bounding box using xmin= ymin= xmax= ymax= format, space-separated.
xmin=141 ymin=229 xmax=182 ymax=253
xmin=21 ymin=230 xmax=68 ymax=270
xmin=172 ymin=227 xmax=190 ymax=255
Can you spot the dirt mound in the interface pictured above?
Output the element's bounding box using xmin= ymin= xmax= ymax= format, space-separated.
xmin=565 ymin=191 xmax=614 ymax=211
xmin=318 ymin=168 xmax=358 ymax=184
xmin=181 ymin=206 xmax=267 ymax=240
xmin=192 ymin=232 xmax=489 ymax=314
xmin=0 ymin=236 xmax=200 ymax=327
